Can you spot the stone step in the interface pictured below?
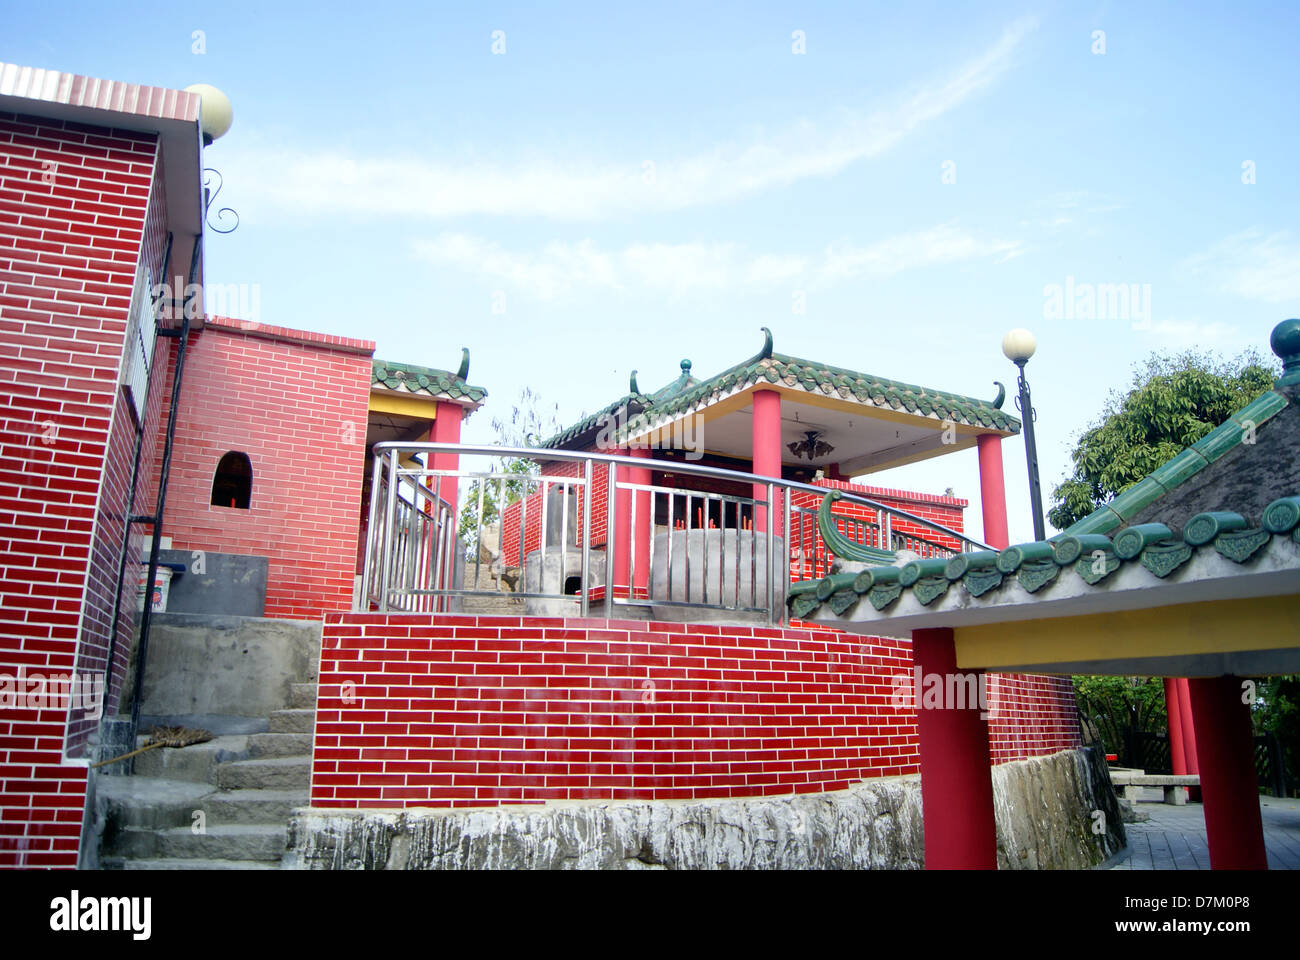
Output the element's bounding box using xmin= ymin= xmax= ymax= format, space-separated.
xmin=290 ymin=683 xmax=317 ymax=709
xmin=97 ymin=777 xmax=216 ymax=830
xmin=107 ymin=824 xmax=287 ymax=862
xmin=247 ymin=732 xmax=312 ymax=758
xmin=268 ymin=709 xmax=315 ymax=734
xmin=99 ymin=777 xmax=307 ymax=831
xmin=103 ymin=857 xmax=281 ymax=870
xmin=204 ymin=789 xmax=308 ymax=826
xmin=460 ymin=596 xmax=524 ymax=615
xmin=131 ymin=735 xmax=250 ymax=783
xmin=213 ymin=756 xmax=311 ymax=791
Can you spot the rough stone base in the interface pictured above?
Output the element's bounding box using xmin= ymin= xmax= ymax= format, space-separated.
xmin=285 ymin=747 xmax=1123 ymax=869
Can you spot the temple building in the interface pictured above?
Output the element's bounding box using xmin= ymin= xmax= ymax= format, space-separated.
xmin=7 ymin=60 xmax=1247 ymax=872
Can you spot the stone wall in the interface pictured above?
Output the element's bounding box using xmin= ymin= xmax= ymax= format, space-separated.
xmin=285 ymin=746 xmax=1123 ymax=869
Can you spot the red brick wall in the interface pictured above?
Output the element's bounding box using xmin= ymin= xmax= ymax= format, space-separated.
xmin=499 ymin=460 xmax=609 ymax=565
xmin=986 ymin=673 xmax=1081 ymax=763
xmin=312 ymin=613 xmax=1079 ymax=809
xmin=152 ymin=318 xmax=373 ymax=619
xmin=0 ymin=112 xmax=164 ymax=866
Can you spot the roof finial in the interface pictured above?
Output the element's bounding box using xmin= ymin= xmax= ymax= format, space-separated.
xmin=680 ymin=359 xmax=692 ymax=377
xmin=629 ymin=369 xmax=640 ymax=395
xmin=1271 ymin=318 xmax=1300 ymax=387
xmin=991 ymin=380 xmax=1006 ymax=409
xmin=456 ymin=347 xmax=470 ymax=381
xmin=756 ymin=326 xmax=773 ymax=361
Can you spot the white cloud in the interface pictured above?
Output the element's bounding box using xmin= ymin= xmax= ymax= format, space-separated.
xmin=1131 ymin=315 xmax=1239 ymax=345
xmin=413 ymin=223 xmax=1019 ymax=301
xmin=229 ymin=17 xmax=1036 ymax=222
xmin=819 ymin=223 xmax=1022 ymax=279
xmin=1182 ymin=229 xmax=1300 ymax=304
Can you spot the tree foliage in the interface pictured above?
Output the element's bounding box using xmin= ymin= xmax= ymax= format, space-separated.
xmin=1048 ymin=350 xmax=1278 ymax=529
xmin=1252 ymin=675 xmax=1300 ymax=796
xmin=458 ymin=387 xmax=563 ymax=557
xmin=1073 ymin=675 xmax=1167 ymax=762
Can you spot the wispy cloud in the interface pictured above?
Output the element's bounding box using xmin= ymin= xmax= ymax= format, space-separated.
xmin=1131 ymin=315 xmax=1239 ymax=344
xmin=413 ymin=223 xmax=1019 ymax=300
xmin=1182 ymin=229 xmax=1300 ymax=304
xmin=231 ymin=17 xmax=1036 ymax=222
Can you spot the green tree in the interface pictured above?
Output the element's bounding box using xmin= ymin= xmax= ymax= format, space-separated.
xmin=1048 ymin=350 xmax=1278 ymax=530
xmin=1073 ymin=675 xmax=1167 ymax=765
xmin=1251 ymin=675 xmax=1299 ymax=796
xmin=458 ymin=387 xmax=563 ymax=559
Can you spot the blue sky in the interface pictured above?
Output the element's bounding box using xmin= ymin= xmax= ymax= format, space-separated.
xmin=5 ymin=1 xmax=1297 ymax=542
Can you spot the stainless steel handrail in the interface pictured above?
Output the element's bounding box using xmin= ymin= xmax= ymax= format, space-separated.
xmin=372 ymin=442 xmax=991 ymax=553
xmin=363 ymin=442 xmax=990 ymax=622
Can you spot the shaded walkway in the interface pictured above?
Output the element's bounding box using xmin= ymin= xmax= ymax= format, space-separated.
xmin=1106 ymin=791 xmax=1300 ymax=870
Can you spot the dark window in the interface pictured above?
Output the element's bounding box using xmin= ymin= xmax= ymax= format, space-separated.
xmin=211 ymin=452 xmax=252 ymax=509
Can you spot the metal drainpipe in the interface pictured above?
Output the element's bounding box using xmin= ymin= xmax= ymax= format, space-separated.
xmin=104 ymin=232 xmax=173 ymax=694
xmin=128 ymin=234 xmax=202 ymax=733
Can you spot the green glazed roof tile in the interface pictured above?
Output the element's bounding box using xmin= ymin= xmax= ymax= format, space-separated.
xmin=790 ymin=491 xmax=1299 ymax=619
xmin=542 ymin=344 xmax=1021 ymax=448
xmin=1061 ymin=386 xmax=1290 ymax=540
xmin=372 ymin=358 xmax=488 ymax=405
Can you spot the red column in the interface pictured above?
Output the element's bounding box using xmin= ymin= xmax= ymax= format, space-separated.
xmin=976 ymin=434 xmax=1010 ymax=550
xmin=430 ymin=401 xmax=464 ymax=514
xmin=751 ymin=388 xmax=782 ymax=533
xmin=613 ymin=448 xmax=632 ymax=600
xmin=1177 ymin=678 xmax=1202 ymax=801
xmin=1186 ymin=675 xmax=1267 ymax=870
xmin=629 ymin=446 xmax=652 ymax=598
xmin=912 ymin=627 xmax=998 ymax=869
xmin=1164 ymin=677 xmax=1188 ymax=776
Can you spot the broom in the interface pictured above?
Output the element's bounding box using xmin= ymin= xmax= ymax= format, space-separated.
xmin=91 ymin=725 xmax=214 ymax=768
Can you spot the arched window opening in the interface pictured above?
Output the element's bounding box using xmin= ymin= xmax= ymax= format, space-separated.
xmin=211 ymin=451 xmax=252 ymax=509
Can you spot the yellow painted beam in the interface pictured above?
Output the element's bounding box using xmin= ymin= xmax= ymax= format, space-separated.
xmin=369 ymin=389 xmax=440 ymax=419
xmin=955 ymin=594 xmax=1300 ymax=671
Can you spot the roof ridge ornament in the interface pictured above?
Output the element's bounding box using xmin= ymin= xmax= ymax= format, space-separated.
xmin=749 ymin=326 xmax=774 ymax=364
xmin=992 ymin=381 xmax=1006 ymax=409
xmin=630 ymin=369 xmax=639 ymax=394
xmin=1271 ymin=318 xmax=1300 ymax=387
xmin=456 ymin=348 xmax=470 ymax=381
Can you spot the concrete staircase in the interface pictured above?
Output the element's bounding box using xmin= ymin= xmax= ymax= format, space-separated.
xmin=96 ymin=679 xmax=316 ymax=869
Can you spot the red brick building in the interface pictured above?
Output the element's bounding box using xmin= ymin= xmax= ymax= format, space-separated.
xmin=0 ymin=63 xmax=203 ymax=867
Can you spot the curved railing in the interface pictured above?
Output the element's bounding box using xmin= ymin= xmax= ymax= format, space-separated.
xmin=361 ymin=442 xmax=990 ymax=624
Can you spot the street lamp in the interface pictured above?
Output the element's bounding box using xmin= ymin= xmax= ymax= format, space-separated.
xmin=1002 ymin=328 xmax=1046 ymax=541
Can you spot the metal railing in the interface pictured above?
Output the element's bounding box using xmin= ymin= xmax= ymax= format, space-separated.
xmin=361 ymin=443 xmax=991 ymax=624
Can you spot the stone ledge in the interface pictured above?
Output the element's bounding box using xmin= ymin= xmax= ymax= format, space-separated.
xmin=284 ymin=747 xmax=1122 ymax=870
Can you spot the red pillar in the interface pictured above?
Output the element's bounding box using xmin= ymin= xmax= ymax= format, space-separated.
xmin=1164 ymin=677 xmax=1188 ymax=775
xmin=976 ymin=434 xmax=1010 ymax=550
xmin=751 ymin=388 xmax=782 ymax=533
xmin=430 ymin=400 xmax=464 ymax=514
xmin=1186 ymin=675 xmax=1267 ymax=870
xmin=1176 ymin=678 xmax=1202 ymax=801
xmin=629 ymin=446 xmax=652 ymax=598
xmin=613 ymin=449 xmax=632 ymax=600
xmin=912 ymin=627 xmax=998 ymax=869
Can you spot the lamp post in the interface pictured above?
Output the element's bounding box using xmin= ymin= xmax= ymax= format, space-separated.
xmin=1002 ymin=328 xmax=1046 ymax=541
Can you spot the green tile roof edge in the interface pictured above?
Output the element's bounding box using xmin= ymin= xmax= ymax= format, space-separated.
xmin=542 ymin=329 xmax=1021 ymax=449
xmin=789 ymin=495 xmax=1300 ymax=619
xmin=1059 ymin=387 xmax=1289 ymax=538
xmin=372 ymin=353 xmax=488 ymax=404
